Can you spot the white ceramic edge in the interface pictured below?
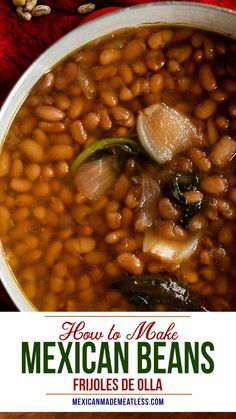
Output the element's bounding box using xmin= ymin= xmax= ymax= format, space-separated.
xmin=0 ymin=2 xmax=236 ymax=311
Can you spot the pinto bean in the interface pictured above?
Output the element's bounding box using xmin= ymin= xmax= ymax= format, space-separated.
xmin=38 ymin=121 xmax=65 ymax=132
xmin=195 ymin=99 xmax=217 ymax=119
xmin=11 ymin=159 xmax=23 ymax=178
xmin=24 ymin=163 xmax=41 ymax=181
xmin=65 ymin=237 xmax=96 ymax=254
xmin=123 ymin=39 xmax=146 ymax=62
xmin=201 ymin=175 xmax=228 ymax=194
xmin=167 ymin=45 xmax=193 ymax=63
xmin=199 ymin=64 xmax=217 ymax=91
xmin=54 ymin=93 xmax=71 ymax=110
xmin=158 ymin=198 xmax=180 ymax=221
xmin=0 ymin=151 xmax=10 ymax=177
xmin=0 ymin=205 xmax=11 ymax=235
xmin=188 ymin=148 xmax=211 ymax=172
xmin=100 ymin=89 xmax=118 ymax=108
xmin=34 ymin=105 xmax=65 ymax=121
xmin=118 ymin=63 xmax=133 ymax=84
xmin=45 ymin=241 xmax=63 ymax=267
xmin=67 ymin=97 xmax=84 ymax=119
xmin=92 ymin=65 xmax=117 ymax=81
xmin=48 ymin=145 xmax=74 ymax=161
xmin=20 ymin=139 xmax=44 ymax=163
xmin=98 ymin=107 xmax=112 ymax=130
xmin=210 ymin=136 xmax=236 ymax=168
xmin=99 ymin=48 xmax=122 ymax=65
xmin=146 ymin=50 xmax=165 ymax=72
xmin=148 ymin=29 xmax=173 ymax=49
xmin=117 ymin=252 xmax=143 ymax=275
xmin=36 ymin=72 xmax=55 ymax=93
xmin=70 ymin=120 xmax=87 ymax=144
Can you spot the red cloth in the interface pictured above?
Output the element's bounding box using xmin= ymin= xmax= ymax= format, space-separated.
xmin=0 ymin=0 xmax=236 ymax=107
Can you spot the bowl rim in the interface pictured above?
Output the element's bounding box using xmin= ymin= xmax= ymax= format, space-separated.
xmin=0 ymin=1 xmax=236 ymax=311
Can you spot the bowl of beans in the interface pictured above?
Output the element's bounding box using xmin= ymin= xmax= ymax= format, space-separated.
xmin=0 ymin=2 xmax=236 ymax=312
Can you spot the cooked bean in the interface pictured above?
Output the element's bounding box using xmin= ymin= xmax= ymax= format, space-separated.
xmin=189 ymin=148 xmax=211 ymax=172
xmin=183 ymin=190 xmax=203 ymax=204
xmin=0 ymin=205 xmax=11 ymax=235
xmin=177 ymin=76 xmax=191 ymax=92
xmin=204 ymin=38 xmax=215 ymax=60
xmin=20 ymin=139 xmax=44 ymax=163
xmin=132 ymin=60 xmax=147 ymax=76
xmin=24 ymin=164 xmax=40 ymax=181
xmin=54 ymin=93 xmax=71 ymax=110
xmin=119 ymin=86 xmax=133 ymax=101
xmin=117 ymin=252 xmax=143 ymax=275
xmin=15 ymin=194 xmax=33 ymax=207
xmin=148 ymin=29 xmax=173 ymax=49
xmin=113 ymin=175 xmax=131 ymax=202
xmin=201 ymin=175 xmax=228 ymax=194
xmin=70 ymin=120 xmax=87 ymax=144
xmin=65 ymin=237 xmax=96 ymax=254
xmin=210 ymin=136 xmax=236 ymax=168
xmin=11 ymin=159 xmax=23 ymax=177
xmin=218 ymin=225 xmax=234 ymax=245
xmin=168 ymin=45 xmax=193 ymax=63
xmin=92 ymin=65 xmax=117 ymax=81
xmin=99 ymin=48 xmax=122 ymax=65
xmin=83 ymin=112 xmax=100 ymax=131
xmin=0 ymin=151 xmax=10 ymax=177
xmin=199 ymin=64 xmax=217 ymax=91
xmin=13 ymin=207 xmax=29 ymax=223
xmin=193 ymin=49 xmax=204 ymax=63
xmin=54 ymin=161 xmax=69 ymax=178
xmin=188 ymin=213 xmax=207 ymax=232
xmin=149 ymin=73 xmax=164 ymax=94
xmin=210 ymin=89 xmax=228 ymax=102
xmin=37 ymin=72 xmax=55 ymax=93
xmin=10 ymin=178 xmax=32 ymax=192
xmin=181 ymin=268 xmax=199 ymax=284
xmin=67 ymin=97 xmax=84 ymax=119
xmin=156 ymin=220 xmax=187 ymax=240
xmin=106 ymin=211 xmax=122 ymax=230
xmin=146 ymin=50 xmax=165 ymax=72
xmin=131 ymin=78 xmax=149 ymax=96
xmin=216 ymin=116 xmax=229 ymax=130
xmin=228 ymin=102 xmax=236 ymax=118
xmin=158 ymin=197 xmax=180 ymax=221
xmin=195 ymin=99 xmax=217 ymax=119
xmin=98 ymin=107 xmax=112 ymax=130
xmin=105 ymin=229 xmax=128 ymax=244
xmin=118 ymin=63 xmax=133 ymax=84
xmin=38 ymin=121 xmax=65 ymax=132
xmin=100 ymin=89 xmax=118 ymax=108
xmin=34 ymin=105 xmax=65 ymax=121
xmin=48 ymin=145 xmax=74 ymax=161
xmin=191 ymin=32 xmax=204 ymax=48
xmin=84 ymin=250 xmax=107 ymax=265
xmin=206 ymin=118 xmax=219 ymax=145
xmin=45 ymin=241 xmax=63 ymax=267
xmin=123 ymin=39 xmax=146 ymax=62
xmin=21 ymin=115 xmax=37 ymax=134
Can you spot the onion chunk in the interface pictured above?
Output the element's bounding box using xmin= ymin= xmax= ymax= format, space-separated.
xmin=74 ymin=156 xmax=116 ymax=201
xmin=137 ymin=102 xmax=202 ymax=164
xmin=143 ymin=229 xmax=200 ymax=263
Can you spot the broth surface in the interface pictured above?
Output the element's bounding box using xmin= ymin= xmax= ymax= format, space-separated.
xmin=0 ymin=25 xmax=236 ymax=311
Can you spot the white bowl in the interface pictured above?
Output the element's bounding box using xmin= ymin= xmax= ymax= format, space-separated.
xmin=0 ymin=2 xmax=236 ymax=311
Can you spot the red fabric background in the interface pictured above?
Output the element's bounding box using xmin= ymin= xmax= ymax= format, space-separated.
xmin=0 ymin=0 xmax=236 ymax=107
xmin=0 ymin=0 xmax=235 ymax=309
